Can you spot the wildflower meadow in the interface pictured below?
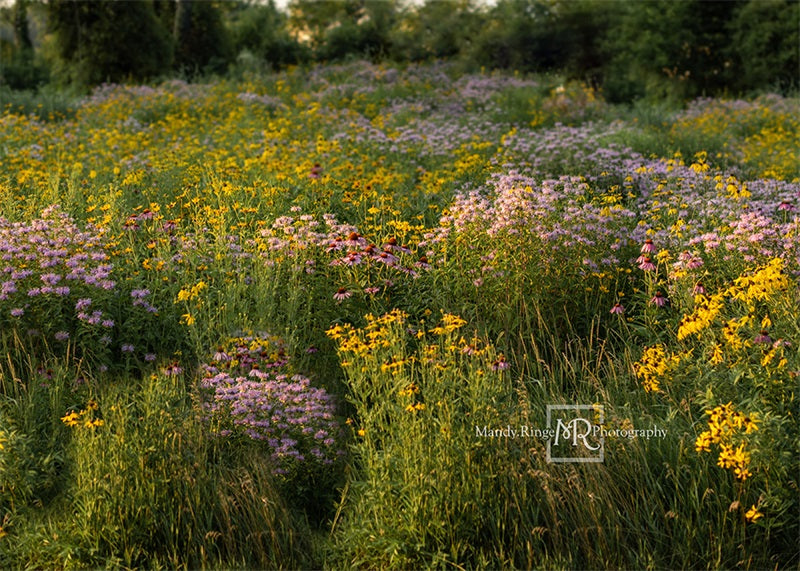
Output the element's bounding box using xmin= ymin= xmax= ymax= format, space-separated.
xmin=0 ymin=61 xmax=798 ymax=569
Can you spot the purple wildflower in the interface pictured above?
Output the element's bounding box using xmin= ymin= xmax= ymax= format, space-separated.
xmin=753 ymin=331 xmax=772 ymax=344
xmin=333 ymin=287 xmax=352 ymax=302
xmin=637 ymin=256 xmax=656 ymax=272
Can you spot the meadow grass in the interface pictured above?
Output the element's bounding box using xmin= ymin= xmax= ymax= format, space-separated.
xmin=0 ymin=61 xmax=798 ymax=569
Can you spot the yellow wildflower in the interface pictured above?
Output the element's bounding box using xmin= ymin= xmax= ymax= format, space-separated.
xmin=745 ymin=505 xmax=763 ymax=523
xmin=61 ymin=411 xmax=81 ymax=427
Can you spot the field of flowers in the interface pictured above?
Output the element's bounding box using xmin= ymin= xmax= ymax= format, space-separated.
xmin=0 ymin=61 xmax=798 ymax=569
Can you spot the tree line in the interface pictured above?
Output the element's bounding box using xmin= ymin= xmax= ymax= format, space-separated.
xmin=1 ymin=0 xmax=797 ymax=102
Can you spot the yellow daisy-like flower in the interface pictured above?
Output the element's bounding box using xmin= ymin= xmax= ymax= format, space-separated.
xmin=745 ymin=505 xmax=763 ymax=523
xmin=61 ymin=411 xmax=81 ymax=427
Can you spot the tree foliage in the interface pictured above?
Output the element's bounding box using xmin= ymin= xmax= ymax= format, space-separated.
xmin=46 ymin=0 xmax=173 ymax=86
xmin=3 ymin=0 xmax=796 ymax=100
xmin=229 ymin=0 xmax=308 ymax=70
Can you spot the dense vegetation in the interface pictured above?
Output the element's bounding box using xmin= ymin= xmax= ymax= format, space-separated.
xmin=0 ymin=59 xmax=798 ymax=568
xmin=1 ymin=0 xmax=799 ymax=569
xmin=1 ymin=0 xmax=798 ymax=102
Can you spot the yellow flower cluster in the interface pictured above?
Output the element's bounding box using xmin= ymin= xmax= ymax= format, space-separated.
xmin=61 ymin=399 xmax=104 ymax=429
xmin=715 ymin=175 xmax=751 ymax=201
xmin=633 ymin=344 xmax=680 ymax=393
xmin=674 ymin=258 xmax=790 ymax=363
xmin=429 ymin=313 xmax=467 ymax=336
xmin=729 ymin=258 xmax=788 ymax=305
xmin=326 ymin=309 xmax=407 ymax=359
xmin=695 ymin=402 xmax=758 ymax=481
xmin=669 ymin=98 xmax=799 ymax=182
xmin=741 ymin=112 xmax=800 ymax=180
xmin=677 ymin=293 xmax=724 ymax=341
xmin=176 ymin=280 xmax=208 ymax=302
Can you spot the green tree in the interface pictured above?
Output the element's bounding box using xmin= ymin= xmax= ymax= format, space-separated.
xmin=172 ymin=0 xmax=233 ymax=74
xmin=229 ymin=0 xmax=308 ymax=70
xmin=729 ymin=0 xmax=799 ymax=93
xmin=470 ymin=0 xmax=567 ymax=72
xmin=13 ymin=0 xmax=33 ymax=51
xmin=391 ymin=0 xmax=481 ymax=62
xmin=289 ymin=0 xmax=397 ymax=62
xmin=601 ymin=0 xmax=746 ymax=102
xmin=47 ymin=0 xmax=173 ymax=87
xmin=0 ymin=0 xmax=48 ymax=89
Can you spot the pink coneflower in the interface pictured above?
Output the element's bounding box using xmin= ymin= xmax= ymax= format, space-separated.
xmin=492 ymin=355 xmax=510 ymax=371
xmin=686 ymin=256 xmax=704 ymax=270
xmin=333 ymin=287 xmax=352 ymax=302
xmin=213 ymin=348 xmax=231 ymax=362
xmin=649 ymin=291 xmax=668 ymax=307
xmin=163 ymin=362 xmax=183 ymax=376
xmin=377 ymin=251 xmax=398 ymax=265
xmin=638 ymin=256 xmax=656 ymax=271
xmin=364 ymin=286 xmax=380 ymax=295
xmin=753 ymin=330 xmax=772 ymax=344
xmin=692 ymin=283 xmax=706 ymax=295
xmin=777 ymin=200 xmax=794 ymax=212
xmin=641 ymin=239 xmax=655 ymax=254
xmin=610 ymin=303 xmax=625 ymax=315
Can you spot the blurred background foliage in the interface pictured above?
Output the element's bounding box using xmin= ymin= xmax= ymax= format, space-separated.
xmin=0 ymin=0 xmax=797 ymax=101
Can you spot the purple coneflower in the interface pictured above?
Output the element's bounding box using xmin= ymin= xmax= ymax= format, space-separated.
xmin=638 ymin=257 xmax=656 ymax=271
xmin=333 ymin=287 xmax=352 ymax=302
xmin=213 ymin=348 xmax=231 ymax=362
xmin=649 ymin=291 xmax=668 ymax=307
xmin=610 ymin=303 xmax=625 ymax=315
xmin=753 ymin=331 xmax=772 ymax=344
xmin=692 ymin=283 xmax=706 ymax=295
xmin=492 ymin=355 xmax=510 ymax=371
xmin=640 ymin=239 xmax=655 ymax=254
xmin=163 ymin=362 xmax=183 ymax=376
